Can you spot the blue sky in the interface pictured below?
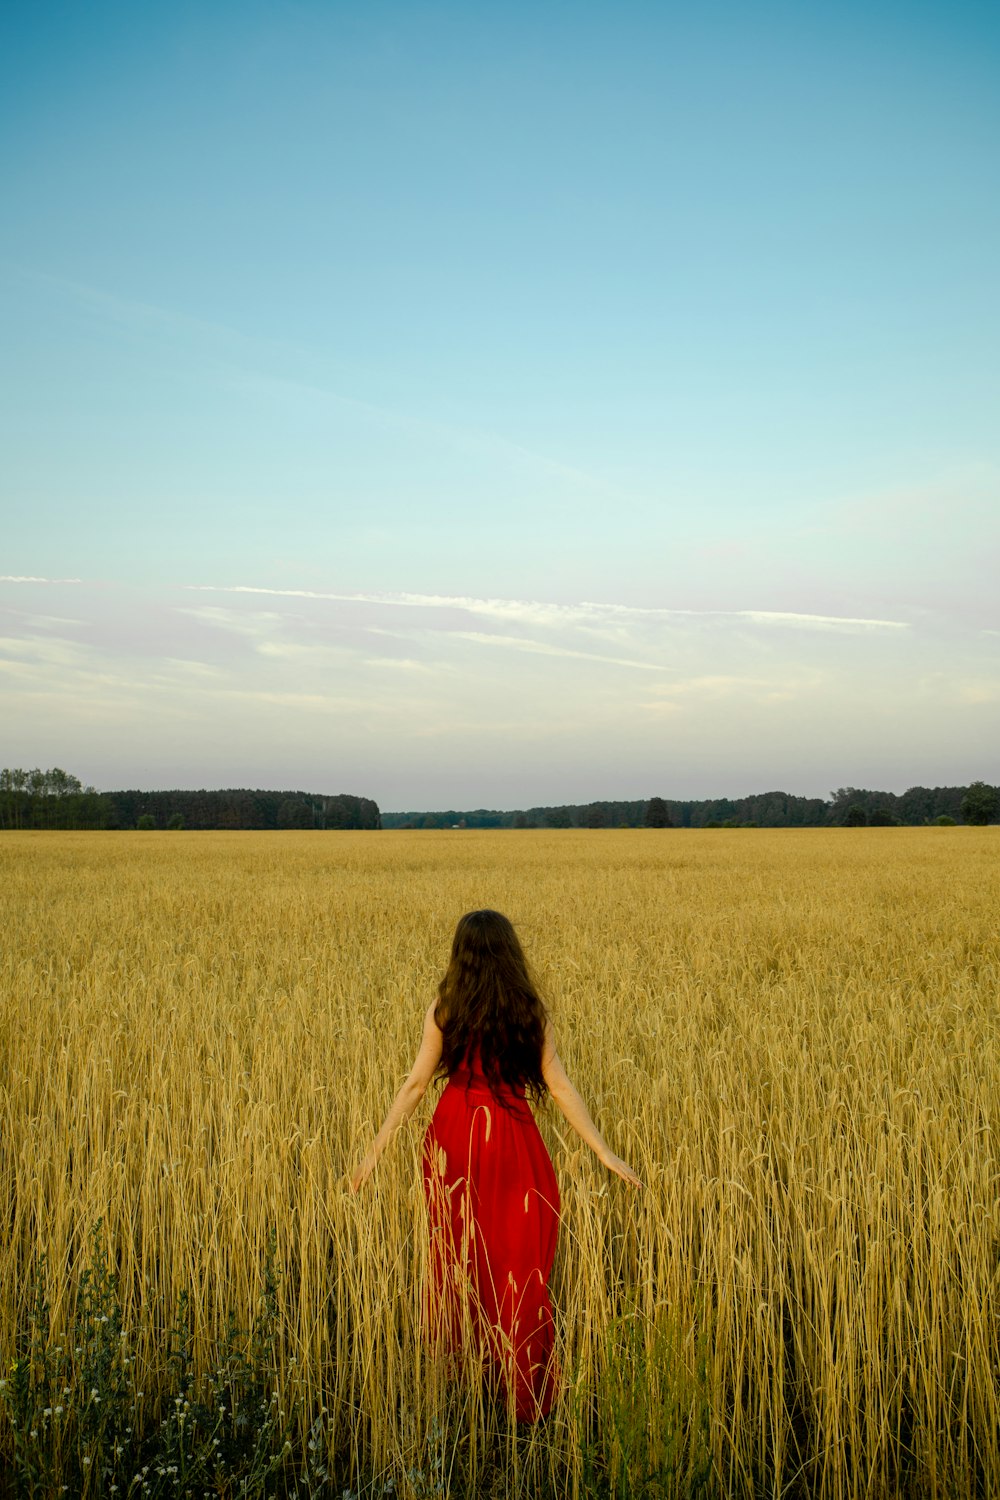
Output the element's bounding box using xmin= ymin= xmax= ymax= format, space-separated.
xmin=2 ymin=0 xmax=998 ymax=807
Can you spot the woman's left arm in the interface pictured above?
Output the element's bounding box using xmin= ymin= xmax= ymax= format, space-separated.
xmin=350 ymin=1002 xmax=443 ymax=1191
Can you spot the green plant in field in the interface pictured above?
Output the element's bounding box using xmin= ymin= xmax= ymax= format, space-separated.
xmin=405 ymin=1412 xmax=447 ymax=1497
xmin=0 ymin=1226 xmax=309 ymax=1498
xmin=586 ymin=1303 xmax=714 ymax=1498
xmin=3 ymin=1232 xmax=137 ymax=1497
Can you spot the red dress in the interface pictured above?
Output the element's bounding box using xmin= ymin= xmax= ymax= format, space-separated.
xmin=422 ymin=1050 xmax=560 ymax=1420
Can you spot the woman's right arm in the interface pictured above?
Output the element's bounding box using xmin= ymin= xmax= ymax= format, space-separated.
xmin=541 ymin=1022 xmax=642 ymax=1187
xmin=349 ymin=1001 xmax=442 ymax=1192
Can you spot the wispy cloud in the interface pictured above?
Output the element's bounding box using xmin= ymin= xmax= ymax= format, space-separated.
xmin=0 ymin=575 xmax=83 ymax=584
xmin=362 ymin=657 xmax=436 ymax=673
xmin=955 ymin=680 xmax=1000 ymax=705
xmin=649 ymin=673 xmax=792 ymax=695
xmin=736 ymin=609 xmax=907 ymax=632
xmin=11 ymin=265 xmax=615 ymax=497
xmin=238 ymin=370 xmax=615 ymax=494
xmin=0 ymin=573 xmax=989 ymax=802
xmin=0 ymin=634 xmax=87 ymax=668
xmin=176 ymin=605 xmax=285 ymax=639
xmin=580 ymin=601 xmax=909 ymax=632
xmin=182 ymin=584 xmax=910 ymax=634
xmin=161 ymin=658 xmax=223 ymax=680
xmin=451 ymin=631 xmax=667 ymax=671
xmin=7 ymin=266 xmax=244 ymax=346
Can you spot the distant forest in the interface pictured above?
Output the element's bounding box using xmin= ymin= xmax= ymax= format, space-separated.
xmin=2 ymin=768 xmax=997 ymax=831
xmin=384 ymin=782 xmax=999 ymax=829
xmin=0 ymin=769 xmax=381 ymax=830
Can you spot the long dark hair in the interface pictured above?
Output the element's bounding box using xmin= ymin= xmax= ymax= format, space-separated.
xmin=434 ymin=910 xmax=547 ymax=1102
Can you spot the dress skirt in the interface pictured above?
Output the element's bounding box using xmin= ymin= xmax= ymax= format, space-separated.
xmin=421 ymin=1065 xmax=560 ymax=1420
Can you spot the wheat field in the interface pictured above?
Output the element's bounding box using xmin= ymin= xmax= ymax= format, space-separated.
xmin=1 ymin=828 xmax=998 ymax=1497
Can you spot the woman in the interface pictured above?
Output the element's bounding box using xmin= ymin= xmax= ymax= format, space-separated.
xmin=351 ymin=909 xmax=641 ymax=1420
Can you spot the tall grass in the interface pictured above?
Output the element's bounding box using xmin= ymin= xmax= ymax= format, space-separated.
xmin=1 ymin=829 xmax=997 ymax=1496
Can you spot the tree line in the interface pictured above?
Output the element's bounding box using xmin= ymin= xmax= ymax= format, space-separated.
xmin=382 ymin=781 xmax=1000 ymax=829
xmin=3 ymin=768 xmax=996 ymax=832
xmin=0 ymin=769 xmax=381 ymax=830
xmin=0 ymin=768 xmax=108 ymax=828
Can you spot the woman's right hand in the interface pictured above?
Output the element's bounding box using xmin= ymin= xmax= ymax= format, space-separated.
xmin=602 ymin=1152 xmax=643 ymax=1188
xmin=350 ymin=1152 xmax=377 ymax=1193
